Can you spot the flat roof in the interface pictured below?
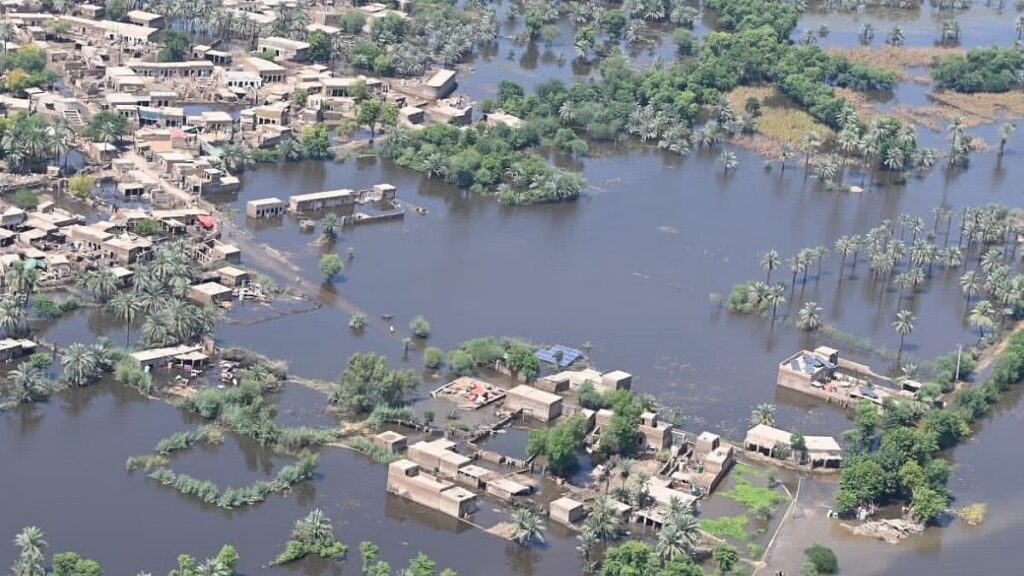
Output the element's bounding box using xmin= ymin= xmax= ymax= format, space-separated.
xmin=441 ymin=486 xmax=476 ymax=501
xmin=218 ymin=266 xmax=247 ymax=277
xmin=487 ymin=477 xmax=530 ymax=495
xmin=191 ymin=281 xmax=232 ymax=295
xmin=290 ymin=189 xmax=354 ymax=202
xmin=508 ymin=384 xmax=562 ymax=405
xmin=244 ymin=57 xmax=285 ymax=72
xmin=376 ymin=430 xmax=406 ymax=442
xmin=248 ymin=197 xmax=284 ymax=206
xmin=132 ymin=344 xmax=200 ymax=364
xmin=425 ymin=69 xmax=456 ymax=88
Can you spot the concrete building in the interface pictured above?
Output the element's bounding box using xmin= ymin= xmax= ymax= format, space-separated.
xmin=247 ymin=197 xmax=286 ymax=218
xmin=408 ymin=438 xmax=471 ymax=478
xmin=242 ymin=57 xmax=286 ymax=83
xmin=289 ymin=189 xmax=355 ymax=212
xmin=126 ymin=10 xmax=165 ymax=29
xmin=189 ymin=282 xmax=233 ymax=306
xmin=217 ymin=266 xmax=249 ymax=287
xmin=257 ymin=36 xmax=310 ymax=61
xmin=0 ymin=338 xmax=37 ymax=362
xmin=505 ymin=385 xmax=563 ymax=422
xmin=128 ymin=60 xmax=214 ymax=80
xmin=638 ymin=412 xmax=673 ymax=451
xmin=60 ymin=16 xmax=159 ymax=47
xmin=549 ymin=496 xmax=586 ymax=526
xmin=387 ymin=459 xmax=477 ymax=519
xmin=600 ymin=370 xmax=633 ymax=393
xmin=103 ymin=234 xmax=153 ymax=265
xmin=744 ymin=424 xmax=842 ymax=469
xmin=485 ymin=477 xmax=532 ymax=501
xmin=374 ymin=431 xmax=408 ymax=454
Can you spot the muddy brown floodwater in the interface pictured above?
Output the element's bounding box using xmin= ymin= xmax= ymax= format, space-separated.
xmin=4 ymin=4 xmax=1024 ymax=575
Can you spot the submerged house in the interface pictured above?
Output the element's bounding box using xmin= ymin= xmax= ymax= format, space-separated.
xmin=744 ymin=424 xmax=842 ymax=469
xmin=386 ymin=459 xmax=477 ymax=519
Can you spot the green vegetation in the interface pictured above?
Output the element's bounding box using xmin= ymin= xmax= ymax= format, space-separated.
xmin=578 ymin=385 xmax=654 ymax=456
xmin=147 ymin=451 xmax=319 ymax=509
xmin=933 ymin=48 xmax=1024 ymax=93
xmin=329 ymin=352 xmax=418 ymax=414
xmin=722 ymin=478 xmax=785 ymax=512
xmin=320 ymin=254 xmax=345 ymax=281
xmin=381 ymin=123 xmax=585 ymax=205
xmin=836 ymin=329 xmax=1024 ymax=522
xmin=701 ymin=515 xmax=749 ymax=541
xmin=115 ymin=357 xmax=153 ymax=395
xmin=410 ymin=315 xmax=432 ymax=338
xmin=32 ymin=296 xmax=78 ymax=319
xmin=6 ymin=526 xmax=242 ymax=576
xmin=423 ymin=346 xmax=443 ymax=369
xmin=347 ymin=436 xmax=402 ymax=464
xmin=526 ymin=414 xmax=590 ymax=475
xmin=154 ymin=425 xmax=224 ymax=455
xmin=0 ymin=45 xmax=57 ymax=96
xmin=158 ymin=30 xmax=192 ymax=62
xmin=272 ymin=509 xmax=348 ymax=565
xmin=600 ymin=540 xmax=704 ymax=576
xmin=13 ymin=188 xmax=39 ymax=210
xmin=349 ymin=312 xmax=368 ymax=330
xmin=86 ymin=111 xmax=128 ymax=145
xmin=135 ymin=218 xmax=162 ymax=236
xmin=804 ymin=544 xmax=838 ymax=574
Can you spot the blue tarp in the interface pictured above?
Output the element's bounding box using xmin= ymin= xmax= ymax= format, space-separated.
xmin=535 ymin=345 xmax=584 ymax=368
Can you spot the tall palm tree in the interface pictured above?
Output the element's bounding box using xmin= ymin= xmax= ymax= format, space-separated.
xmin=9 ymin=262 xmax=40 ymax=297
xmin=801 ymin=131 xmax=821 ymax=173
xmin=968 ymin=300 xmax=995 ymax=341
xmin=510 ymin=508 xmax=546 ymax=546
xmin=657 ymin=523 xmax=690 ymax=563
xmin=766 ymin=284 xmax=786 ymax=326
xmin=761 ymin=249 xmax=780 ymax=284
xmin=998 ymin=122 xmax=1016 ymax=157
xmin=960 ymin=270 xmax=980 ymax=303
xmin=779 ymin=143 xmax=795 ymax=174
xmin=583 ymin=495 xmax=620 ymax=541
xmin=1017 ymin=13 xmax=1024 ymax=40
xmin=13 ymin=526 xmax=47 ymax=564
xmin=750 ymin=403 xmax=776 ymax=427
xmin=61 ymin=343 xmax=99 ymax=387
xmin=0 ymin=22 xmax=17 ymax=55
xmin=293 ymin=509 xmax=334 ymax=545
xmin=108 ymin=292 xmax=143 ymax=347
xmin=892 ymin=309 xmax=915 ymax=364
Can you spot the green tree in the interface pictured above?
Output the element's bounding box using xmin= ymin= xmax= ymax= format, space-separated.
xmin=505 ymin=343 xmax=539 ymax=381
xmin=601 ymin=541 xmax=659 ymax=575
xmin=892 ymin=309 xmax=915 ymax=364
xmin=527 ymin=414 xmax=589 ymax=475
xmin=307 ymin=30 xmax=332 ymax=62
xmin=423 ymin=346 xmax=443 ymax=369
xmin=329 ymin=353 xmax=418 ymax=413
xmin=273 ymin=509 xmax=348 ymax=565
xmin=51 ymin=551 xmax=103 ymax=576
xmin=409 ymin=315 xmax=431 ymax=338
xmin=320 ymin=254 xmax=344 ymax=282
xmin=510 ymin=508 xmax=546 ymax=546
xmin=356 ymin=100 xmax=397 ymax=142
xmin=86 ymin=111 xmax=127 ymax=145
xmin=713 ymin=544 xmax=740 ymax=576
xmin=791 ymin=432 xmax=807 ymax=463
xmin=750 ymin=403 xmax=776 ymax=427
xmin=158 ymin=31 xmax=192 ymax=62
xmin=804 ymin=544 xmax=838 ymax=574
xmin=448 ymin=349 xmax=475 ymax=376
xmin=320 ymin=213 xmax=340 ymax=243
xmin=301 ymin=124 xmax=333 ymax=159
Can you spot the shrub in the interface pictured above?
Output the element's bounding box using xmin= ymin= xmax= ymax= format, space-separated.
xmin=804 ymin=544 xmax=838 ymax=574
xmin=423 ymin=346 xmax=443 ymax=369
xmin=13 ymin=188 xmax=39 ymax=210
xmin=348 ymin=312 xmax=367 ymax=330
xmin=320 ymin=254 xmax=344 ymax=281
xmin=409 ymin=315 xmax=431 ymax=338
xmin=448 ymin=349 xmax=475 ymax=376
xmin=932 ymin=48 xmax=1024 ymax=93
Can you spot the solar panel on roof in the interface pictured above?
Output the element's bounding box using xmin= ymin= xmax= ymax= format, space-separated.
xmin=535 ymin=345 xmax=584 ymax=368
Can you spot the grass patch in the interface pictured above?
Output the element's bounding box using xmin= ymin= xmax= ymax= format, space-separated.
xmin=733 ymin=463 xmax=767 ymax=480
xmin=701 ymin=515 xmax=750 ymax=541
xmin=723 ymin=479 xmax=785 ymax=510
xmin=726 ymin=86 xmax=832 ymax=152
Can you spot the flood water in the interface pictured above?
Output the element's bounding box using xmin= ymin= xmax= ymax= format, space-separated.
xmin=4 ymin=3 xmax=1024 ymax=575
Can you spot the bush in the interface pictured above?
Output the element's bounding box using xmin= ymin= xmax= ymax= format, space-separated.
xmin=348 ymin=312 xmax=367 ymax=330
xmin=423 ymin=346 xmax=443 ymax=369
xmin=320 ymin=254 xmax=344 ymax=281
xmin=804 ymin=544 xmax=838 ymax=574
xmin=13 ymin=188 xmax=38 ymax=210
xmin=448 ymin=349 xmax=475 ymax=376
xmin=115 ymin=357 xmax=153 ymax=394
xmin=409 ymin=315 xmax=431 ymax=338
xmin=33 ymin=297 xmax=62 ymax=319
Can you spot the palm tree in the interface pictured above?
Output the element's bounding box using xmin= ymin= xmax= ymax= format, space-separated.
xmin=761 ymin=249 xmax=780 ymax=283
xmin=0 ymin=296 xmax=27 ymax=337
xmin=835 ymin=236 xmax=855 ymax=280
xmin=750 ymin=403 xmax=776 ymax=427
xmin=998 ymin=122 xmax=1016 ymax=157
xmin=968 ymin=300 xmax=995 ymax=341
xmin=108 ymin=292 xmax=142 ymax=347
xmin=9 ymin=361 xmax=50 ymax=404
xmin=858 ymin=22 xmax=874 ymax=44
xmin=12 ymin=526 xmax=47 ymax=576
xmin=0 ymin=22 xmax=17 ymax=55
xmin=83 ymin=268 xmax=120 ymax=302
xmin=657 ymin=523 xmax=690 ymax=563
xmin=9 ymin=262 xmax=40 ymax=297
xmin=320 ymin=213 xmax=341 ymax=243
xmin=797 ymin=301 xmax=822 ymax=331
xmin=62 ymin=343 xmax=99 ymax=387
xmin=779 ymin=143 xmax=795 ymax=174
xmin=766 ymin=284 xmax=786 ymax=326
xmin=584 ymin=495 xmax=620 ymax=541
xmin=576 ymin=526 xmax=597 ymax=573
xmin=1017 ymin=13 xmax=1024 ymax=40
xmin=510 ymin=508 xmax=546 ymax=546
xmin=892 ymin=310 xmax=915 ymax=363
xmin=801 ymin=131 xmax=820 ymax=173
xmin=293 ymin=509 xmax=334 ymax=544
xmin=960 ymin=270 xmax=980 ymax=303
xmin=719 ymin=150 xmax=738 ymax=173
xmin=49 ymin=118 xmax=74 ymax=171
xmin=886 ymin=26 xmax=905 ymax=46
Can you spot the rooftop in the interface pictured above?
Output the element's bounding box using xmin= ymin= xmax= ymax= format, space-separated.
xmin=508 ymin=384 xmax=562 ymax=405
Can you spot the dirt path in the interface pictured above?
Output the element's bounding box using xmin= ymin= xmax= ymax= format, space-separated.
xmin=975 ymin=320 xmax=1024 ymax=373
